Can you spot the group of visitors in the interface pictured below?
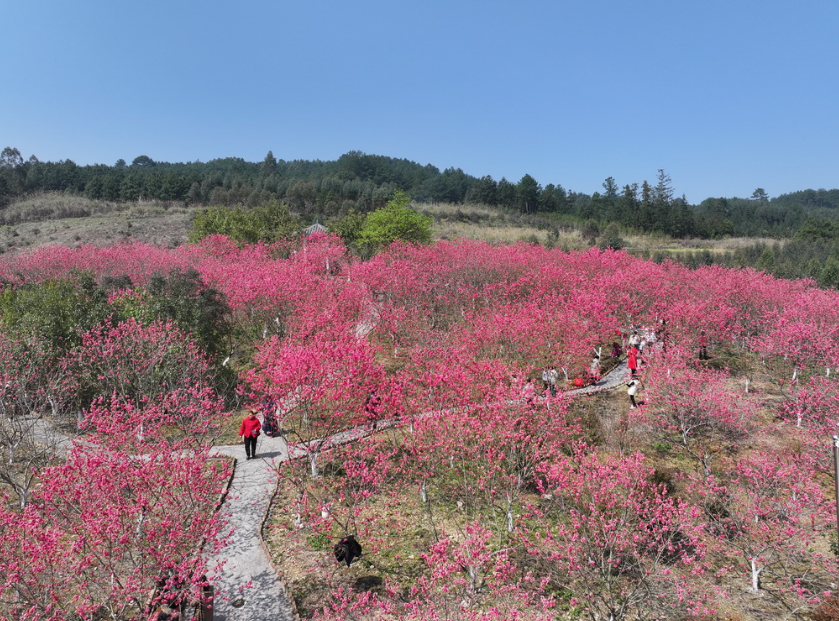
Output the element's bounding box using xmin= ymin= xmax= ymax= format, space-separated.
xmin=540 ymin=366 xmax=559 ymax=397
xmin=239 ymin=323 xmax=711 ymax=459
xmin=621 ymin=322 xmax=709 ymax=409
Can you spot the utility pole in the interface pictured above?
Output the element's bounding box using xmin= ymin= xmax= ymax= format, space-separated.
xmin=833 ymin=436 xmax=839 ymax=542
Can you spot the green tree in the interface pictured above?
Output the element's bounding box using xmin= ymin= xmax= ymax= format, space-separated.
xmin=131 ymin=155 xmax=156 ymax=167
xmin=750 ymin=188 xmax=769 ymax=202
xmin=602 ymin=176 xmax=619 ymax=199
xmin=357 ymin=190 xmax=433 ymax=250
xmin=516 ymin=174 xmax=542 ymax=213
xmin=146 ymin=268 xmax=232 ymax=360
xmin=187 ymin=182 xmax=203 ymax=204
xmin=466 ymin=175 xmax=498 ymax=205
xmin=755 ymin=246 xmax=776 ymax=273
xmin=615 ymin=183 xmax=639 ymax=226
xmin=0 ymin=147 xmax=25 ymax=200
xmin=653 ymin=169 xmax=674 ymax=233
xmin=795 ymin=218 xmax=839 ymax=242
xmin=597 ymin=222 xmax=626 ymax=251
xmin=189 ymin=200 xmax=300 ymax=244
xmin=261 ymin=150 xmax=277 ymax=177
xmin=654 ymin=169 xmax=674 ymax=204
xmin=0 ymin=147 xmax=23 ymax=168
xmin=496 ymin=177 xmax=517 ymax=208
xmin=0 ymin=275 xmax=112 ymax=354
xmin=540 ymin=183 xmax=568 ymax=213
xmin=639 ymin=180 xmax=655 ymax=230
xmin=803 ymin=257 xmax=823 ymax=281
xmin=580 ymin=220 xmax=600 ymax=245
xmin=820 ymin=257 xmax=839 ymax=289
xmin=329 ymin=209 xmax=368 ymax=249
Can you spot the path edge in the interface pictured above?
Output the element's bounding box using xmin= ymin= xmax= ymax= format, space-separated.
xmin=259 ymin=464 xmax=303 ymax=621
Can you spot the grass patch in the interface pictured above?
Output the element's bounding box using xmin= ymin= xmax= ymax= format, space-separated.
xmin=266 ymin=455 xmax=434 ymax=618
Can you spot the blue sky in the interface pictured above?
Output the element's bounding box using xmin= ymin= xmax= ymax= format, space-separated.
xmin=1 ymin=0 xmax=837 ymax=203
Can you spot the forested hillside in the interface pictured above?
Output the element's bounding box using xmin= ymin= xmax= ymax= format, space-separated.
xmin=2 ymin=147 xmax=838 ymax=240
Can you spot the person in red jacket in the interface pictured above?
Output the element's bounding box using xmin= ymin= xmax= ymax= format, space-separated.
xmin=627 ymin=346 xmax=639 ymax=378
xmin=239 ymin=410 xmax=261 ymax=460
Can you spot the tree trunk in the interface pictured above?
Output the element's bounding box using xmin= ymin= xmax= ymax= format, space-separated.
xmin=309 ymin=451 xmax=319 ymax=479
xmin=750 ymin=558 xmax=762 ymax=592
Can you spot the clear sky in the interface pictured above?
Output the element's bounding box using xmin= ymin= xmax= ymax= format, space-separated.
xmin=1 ymin=0 xmax=837 ymax=203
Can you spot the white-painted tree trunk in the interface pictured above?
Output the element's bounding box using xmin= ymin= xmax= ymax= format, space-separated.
xmin=468 ymin=565 xmax=478 ymax=591
xmin=750 ymin=558 xmax=762 ymax=592
xmin=506 ymin=494 xmax=514 ymax=532
xmin=309 ymin=451 xmax=319 ymax=478
xmin=295 ymin=501 xmax=303 ymax=529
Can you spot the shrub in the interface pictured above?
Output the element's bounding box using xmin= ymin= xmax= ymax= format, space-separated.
xmin=189 ymin=200 xmax=300 ymax=244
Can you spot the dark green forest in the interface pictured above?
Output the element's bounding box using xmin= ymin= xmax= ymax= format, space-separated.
xmin=3 ymin=146 xmax=839 ymax=239
xmin=2 ymin=146 xmax=839 ymax=287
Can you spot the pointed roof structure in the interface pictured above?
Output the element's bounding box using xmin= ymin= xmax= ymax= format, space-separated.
xmin=304 ymin=221 xmax=327 ymax=236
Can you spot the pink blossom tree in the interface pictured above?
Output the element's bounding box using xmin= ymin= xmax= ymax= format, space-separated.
xmin=693 ymin=450 xmax=836 ymax=607
xmin=524 ymin=450 xmax=710 ymax=621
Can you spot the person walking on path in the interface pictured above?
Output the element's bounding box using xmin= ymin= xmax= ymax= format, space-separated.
xmin=628 ymin=330 xmax=641 ymax=350
xmin=588 ymin=353 xmax=601 ymax=385
xmin=627 ymin=346 xmax=639 ymax=378
xmin=521 ymin=377 xmax=537 ymax=406
xmin=546 ymin=366 xmax=558 ymax=397
xmin=239 ymin=410 xmax=261 ymax=460
xmin=656 ymin=318 xmax=669 ymax=352
xmin=627 ymin=378 xmax=642 ymax=409
xmin=364 ymin=391 xmax=382 ymax=430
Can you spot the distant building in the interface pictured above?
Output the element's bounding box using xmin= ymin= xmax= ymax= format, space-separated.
xmin=304 ymin=221 xmax=327 ymax=236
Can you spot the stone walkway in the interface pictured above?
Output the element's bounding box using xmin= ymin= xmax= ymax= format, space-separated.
xmin=567 ymin=358 xmax=629 ymax=395
xmin=207 ymin=436 xmax=297 ymax=621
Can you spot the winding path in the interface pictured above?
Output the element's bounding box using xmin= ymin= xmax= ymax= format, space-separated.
xmin=205 ymin=357 xmax=630 ymax=620
xmin=570 ymin=358 xmax=629 ymax=395
xmin=207 ymin=437 xmax=297 ymax=621
xmin=26 ymin=358 xmax=629 ymax=621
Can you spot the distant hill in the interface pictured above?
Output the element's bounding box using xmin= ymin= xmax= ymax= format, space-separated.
xmin=1 ymin=146 xmax=837 ymax=239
